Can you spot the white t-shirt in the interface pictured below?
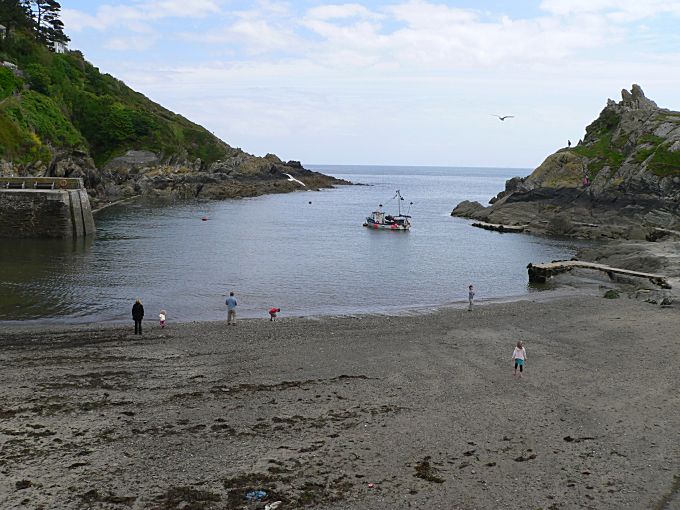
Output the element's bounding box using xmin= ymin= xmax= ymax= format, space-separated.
xmin=512 ymin=347 xmax=526 ymax=360
xmin=159 ymin=313 xmax=166 ymax=321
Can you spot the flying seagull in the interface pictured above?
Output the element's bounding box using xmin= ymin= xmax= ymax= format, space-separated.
xmin=284 ymin=173 xmax=306 ymax=187
xmin=492 ymin=115 xmax=514 ymax=121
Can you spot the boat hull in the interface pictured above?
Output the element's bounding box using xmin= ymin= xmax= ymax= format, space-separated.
xmin=363 ymin=222 xmax=410 ymax=231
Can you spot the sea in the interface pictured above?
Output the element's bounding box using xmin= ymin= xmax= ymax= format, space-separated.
xmin=0 ymin=165 xmax=587 ymax=324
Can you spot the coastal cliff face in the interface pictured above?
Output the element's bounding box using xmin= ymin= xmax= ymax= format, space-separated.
xmin=452 ymin=85 xmax=680 ymax=239
xmin=0 ymin=30 xmax=345 ymax=209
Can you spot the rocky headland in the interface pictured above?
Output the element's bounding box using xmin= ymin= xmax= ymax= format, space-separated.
xmin=82 ymin=150 xmax=347 ymax=208
xmin=0 ymin=22 xmax=346 ymax=210
xmin=452 ymin=85 xmax=680 ymax=241
xmin=452 ymin=85 xmax=680 ymax=287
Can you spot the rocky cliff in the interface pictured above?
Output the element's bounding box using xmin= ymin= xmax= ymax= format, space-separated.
xmin=452 ymin=85 xmax=680 ymax=239
xmin=0 ymin=29 xmax=345 ymax=208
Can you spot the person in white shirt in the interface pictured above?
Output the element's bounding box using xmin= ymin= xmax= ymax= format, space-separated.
xmin=159 ymin=310 xmax=166 ymax=328
xmin=512 ymin=341 xmax=527 ymax=377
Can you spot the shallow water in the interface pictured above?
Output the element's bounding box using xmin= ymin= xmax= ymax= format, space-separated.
xmin=0 ymin=165 xmax=586 ymax=324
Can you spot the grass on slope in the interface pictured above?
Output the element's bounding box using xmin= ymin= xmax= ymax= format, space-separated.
xmin=0 ymin=30 xmax=229 ymax=167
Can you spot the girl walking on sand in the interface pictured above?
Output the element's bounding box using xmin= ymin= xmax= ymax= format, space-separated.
xmin=512 ymin=341 xmax=527 ymax=377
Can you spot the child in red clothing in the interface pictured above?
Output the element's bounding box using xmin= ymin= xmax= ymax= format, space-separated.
xmin=269 ymin=307 xmax=281 ymax=321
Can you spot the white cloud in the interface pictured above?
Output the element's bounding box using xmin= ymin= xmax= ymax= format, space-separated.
xmin=540 ymin=0 xmax=680 ymax=20
xmin=387 ymin=1 xmax=479 ymax=27
xmin=178 ymin=0 xmax=304 ymax=54
xmin=306 ymin=3 xmax=383 ymax=21
xmin=105 ymin=35 xmax=158 ymax=51
xmin=64 ymin=1 xmax=680 ymax=165
xmin=296 ymin=2 xmax=621 ymax=69
xmin=63 ymin=0 xmax=222 ymax=33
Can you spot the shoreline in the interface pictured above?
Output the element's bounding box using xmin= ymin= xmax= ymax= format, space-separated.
xmin=0 ymin=283 xmax=598 ymax=332
xmin=1 ymin=293 xmax=678 ymax=509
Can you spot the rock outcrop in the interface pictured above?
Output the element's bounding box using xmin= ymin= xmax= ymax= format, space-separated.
xmin=76 ymin=149 xmax=345 ymax=207
xmin=8 ymin=145 xmax=347 ymax=209
xmin=453 ymin=85 xmax=680 ymax=239
xmin=0 ymin=33 xmax=347 ymax=209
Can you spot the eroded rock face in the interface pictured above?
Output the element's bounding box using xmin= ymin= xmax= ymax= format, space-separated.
xmin=2 ymin=147 xmax=347 ymax=208
xmin=452 ymin=85 xmax=680 ymax=239
xmin=103 ymin=150 xmax=160 ymax=172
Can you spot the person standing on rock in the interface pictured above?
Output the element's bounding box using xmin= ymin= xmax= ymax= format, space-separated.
xmin=468 ymin=284 xmax=475 ymax=311
xmin=132 ymin=298 xmax=144 ymax=335
xmin=226 ymin=291 xmax=237 ymax=326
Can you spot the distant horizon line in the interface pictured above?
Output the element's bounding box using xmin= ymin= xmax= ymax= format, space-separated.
xmin=305 ymin=163 xmax=532 ymax=170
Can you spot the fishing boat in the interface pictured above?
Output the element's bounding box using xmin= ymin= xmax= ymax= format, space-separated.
xmin=363 ymin=190 xmax=412 ymax=231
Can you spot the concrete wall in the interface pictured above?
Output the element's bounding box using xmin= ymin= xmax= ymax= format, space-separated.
xmin=0 ymin=178 xmax=96 ymax=238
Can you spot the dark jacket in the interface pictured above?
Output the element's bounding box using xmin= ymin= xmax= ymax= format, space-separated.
xmin=132 ymin=302 xmax=144 ymax=320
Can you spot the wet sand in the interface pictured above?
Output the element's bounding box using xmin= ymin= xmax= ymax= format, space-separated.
xmin=1 ymin=292 xmax=679 ymax=509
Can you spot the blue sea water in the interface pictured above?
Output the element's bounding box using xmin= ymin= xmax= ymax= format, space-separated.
xmin=0 ymin=165 xmax=585 ymax=324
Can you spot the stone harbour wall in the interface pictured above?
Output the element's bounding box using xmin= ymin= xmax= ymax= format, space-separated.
xmin=0 ymin=178 xmax=95 ymax=238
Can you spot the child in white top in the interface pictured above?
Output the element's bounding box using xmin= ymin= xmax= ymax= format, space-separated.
xmin=512 ymin=340 xmax=527 ymax=377
xmin=159 ymin=310 xmax=166 ymax=328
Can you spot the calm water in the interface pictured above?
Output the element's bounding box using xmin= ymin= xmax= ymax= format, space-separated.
xmin=0 ymin=166 xmax=586 ymax=324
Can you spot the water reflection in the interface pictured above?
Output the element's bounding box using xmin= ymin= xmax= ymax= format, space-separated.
xmin=0 ymin=237 xmax=94 ymax=319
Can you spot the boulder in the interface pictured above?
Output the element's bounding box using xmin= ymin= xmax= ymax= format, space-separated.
xmin=103 ymin=150 xmax=159 ymax=171
xmin=451 ymin=200 xmax=488 ymax=218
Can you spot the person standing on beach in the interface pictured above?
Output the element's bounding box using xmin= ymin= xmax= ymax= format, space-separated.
xmin=132 ymin=298 xmax=144 ymax=335
xmin=226 ymin=292 xmax=237 ymax=326
xmin=512 ymin=341 xmax=527 ymax=377
xmin=468 ymin=284 xmax=475 ymax=311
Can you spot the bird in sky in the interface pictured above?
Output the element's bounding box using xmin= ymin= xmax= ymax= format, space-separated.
xmin=284 ymin=173 xmax=306 ymax=187
xmin=492 ymin=114 xmax=514 ymax=121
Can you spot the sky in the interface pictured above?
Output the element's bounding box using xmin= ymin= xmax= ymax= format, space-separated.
xmin=60 ymin=0 xmax=680 ymax=168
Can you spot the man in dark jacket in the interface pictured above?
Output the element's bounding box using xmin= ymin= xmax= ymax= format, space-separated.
xmin=132 ymin=298 xmax=144 ymax=335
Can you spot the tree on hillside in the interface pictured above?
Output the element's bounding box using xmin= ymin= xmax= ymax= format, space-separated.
xmin=28 ymin=0 xmax=69 ymax=48
xmin=0 ymin=0 xmax=32 ymax=34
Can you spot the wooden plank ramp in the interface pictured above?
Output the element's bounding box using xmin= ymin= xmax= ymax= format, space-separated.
xmin=471 ymin=221 xmax=527 ymax=233
xmin=527 ymin=260 xmax=671 ymax=289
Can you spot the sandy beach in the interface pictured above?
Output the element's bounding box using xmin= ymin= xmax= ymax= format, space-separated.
xmin=1 ymin=291 xmax=679 ymax=509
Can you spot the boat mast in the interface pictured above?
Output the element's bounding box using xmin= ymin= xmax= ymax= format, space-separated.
xmin=395 ymin=190 xmax=402 ymax=216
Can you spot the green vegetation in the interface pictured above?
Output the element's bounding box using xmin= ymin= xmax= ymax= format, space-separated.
xmin=572 ymin=106 xmax=629 ymax=175
xmin=0 ymin=66 xmax=22 ymax=99
xmin=0 ymin=1 xmax=229 ymax=168
xmin=633 ymin=147 xmax=655 ymax=163
xmin=584 ymin=107 xmax=620 ymax=140
xmin=647 ymin=145 xmax=680 ymax=177
xmin=0 ymin=101 xmax=51 ymax=164
xmin=4 ymin=90 xmax=84 ymax=147
xmin=572 ymin=134 xmax=625 ymax=176
xmin=633 ymin=134 xmax=665 ymax=164
xmin=639 ymin=134 xmax=665 ymax=145
xmin=627 ymin=134 xmax=680 ymax=176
